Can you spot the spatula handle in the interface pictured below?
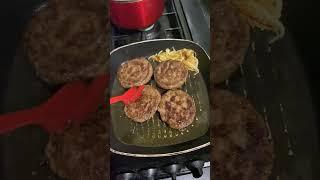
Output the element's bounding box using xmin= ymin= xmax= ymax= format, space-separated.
xmin=0 ymin=107 xmax=43 ymax=134
xmin=110 ymin=95 xmax=124 ymax=104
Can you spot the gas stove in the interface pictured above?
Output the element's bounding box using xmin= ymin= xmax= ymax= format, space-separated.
xmin=110 ymin=0 xmax=210 ymax=179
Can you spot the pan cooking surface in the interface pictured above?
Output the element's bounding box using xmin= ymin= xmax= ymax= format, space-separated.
xmin=111 ymin=63 xmax=209 ymax=147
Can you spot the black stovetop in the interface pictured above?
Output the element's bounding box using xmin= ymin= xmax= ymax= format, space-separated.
xmin=110 ymin=0 xmax=210 ymax=179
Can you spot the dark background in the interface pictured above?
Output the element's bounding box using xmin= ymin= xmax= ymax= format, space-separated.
xmin=285 ymin=0 xmax=320 ymax=121
xmin=0 ymin=0 xmax=46 ymax=111
xmin=0 ymin=0 xmax=319 ymax=179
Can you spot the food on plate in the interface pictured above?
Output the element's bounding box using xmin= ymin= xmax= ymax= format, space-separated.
xmin=212 ymin=89 xmax=274 ymax=180
xmin=211 ymin=1 xmax=250 ymax=84
xmin=154 ymin=61 xmax=188 ymax=90
xmin=149 ymin=48 xmax=199 ymax=73
xmin=124 ymin=85 xmax=161 ymax=122
xmin=227 ymin=0 xmax=285 ymax=43
xmin=24 ymin=0 xmax=107 ymax=84
xmin=46 ymin=109 xmax=108 ymax=180
xmin=117 ymin=58 xmax=153 ymax=88
xmin=158 ymin=90 xmax=196 ymax=129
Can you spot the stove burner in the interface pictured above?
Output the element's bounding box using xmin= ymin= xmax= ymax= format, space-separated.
xmin=111 ymin=22 xmax=163 ymax=48
xmin=141 ymin=23 xmax=161 ymax=40
xmin=139 ymin=24 xmax=155 ymax=32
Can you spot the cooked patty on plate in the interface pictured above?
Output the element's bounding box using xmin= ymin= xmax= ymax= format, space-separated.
xmin=154 ymin=61 xmax=188 ymax=89
xmin=212 ymin=89 xmax=274 ymax=180
xmin=117 ymin=58 xmax=153 ymax=88
xmin=158 ymin=90 xmax=196 ymax=129
xmin=124 ymin=85 xmax=161 ymax=122
xmin=24 ymin=0 xmax=107 ymax=84
xmin=211 ymin=1 xmax=250 ymax=84
xmin=46 ymin=109 xmax=108 ymax=180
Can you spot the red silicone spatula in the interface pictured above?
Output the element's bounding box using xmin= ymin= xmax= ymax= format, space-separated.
xmin=70 ymin=74 xmax=108 ymax=126
xmin=0 ymin=80 xmax=87 ymax=134
xmin=0 ymin=74 xmax=109 ymax=134
xmin=110 ymin=85 xmax=144 ymax=105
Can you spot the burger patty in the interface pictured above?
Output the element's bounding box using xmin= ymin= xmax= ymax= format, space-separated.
xmin=24 ymin=0 xmax=107 ymax=84
xmin=212 ymin=89 xmax=274 ymax=180
xmin=124 ymin=85 xmax=161 ymax=122
xmin=46 ymin=109 xmax=108 ymax=180
xmin=154 ymin=61 xmax=188 ymax=90
xmin=158 ymin=90 xmax=196 ymax=129
xmin=211 ymin=1 xmax=250 ymax=84
xmin=117 ymin=58 xmax=153 ymax=88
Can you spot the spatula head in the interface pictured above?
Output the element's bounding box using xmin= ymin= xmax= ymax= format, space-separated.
xmin=124 ymin=85 xmax=144 ymax=105
xmin=45 ymin=74 xmax=108 ymax=133
xmin=40 ymin=80 xmax=87 ymax=134
xmin=70 ymin=74 xmax=108 ymax=126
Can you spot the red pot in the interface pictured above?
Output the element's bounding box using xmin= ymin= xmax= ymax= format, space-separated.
xmin=110 ymin=0 xmax=165 ymax=30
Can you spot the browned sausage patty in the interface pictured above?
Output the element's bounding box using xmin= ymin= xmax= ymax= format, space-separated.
xmin=124 ymin=85 xmax=161 ymax=122
xmin=158 ymin=90 xmax=196 ymax=129
xmin=212 ymin=89 xmax=274 ymax=180
xmin=46 ymin=109 xmax=108 ymax=180
xmin=24 ymin=0 xmax=107 ymax=84
xmin=117 ymin=58 xmax=153 ymax=88
xmin=211 ymin=1 xmax=250 ymax=84
xmin=154 ymin=61 xmax=188 ymax=89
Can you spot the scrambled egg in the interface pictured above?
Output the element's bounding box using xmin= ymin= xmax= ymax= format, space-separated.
xmin=149 ymin=48 xmax=199 ymax=74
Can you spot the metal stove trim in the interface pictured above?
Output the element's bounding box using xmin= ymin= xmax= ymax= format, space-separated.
xmin=110 ymin=38 xmax=210 ymax=59
xmin=110 ymin=142 xmax=210 ymax=157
